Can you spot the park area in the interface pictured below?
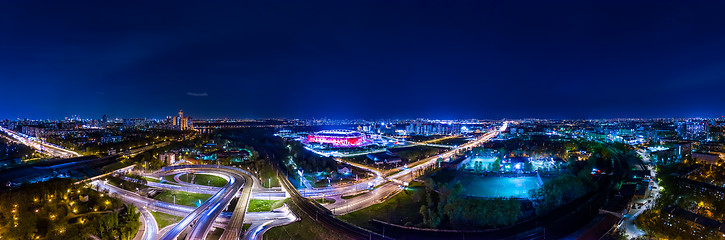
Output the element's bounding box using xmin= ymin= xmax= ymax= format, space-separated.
xmin=153 ymin=190 xmax=212 ymax=207
xmin=456 ymin=175 xmax=542 ymax=198
xmin=247 ymin=199 xmax=286 ymax=212
xmin=434 ymin=171 xmax=543 ymax=198
xmin=338 ymin=185 xmax=425 ymax=229
xmin=165 ymin=173 xmax=229 ymax=187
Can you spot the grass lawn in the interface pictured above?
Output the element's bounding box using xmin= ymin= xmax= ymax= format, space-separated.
xmin=144 ymin=176 xmax=163 ymax=183
xmin=341 ymin=191 xmax=368 ymax=200
xmin=247 ymin=199 xmax=286 ymax=212
xmin=337 ymin=188 xmax=425 ymax=229
xmin=153 ymin=190 xmax=212 ymax=207
xmin=408 ymin=181 xmax=425 ymax=188
xmin=182 ymin=174 xmax=229 ymax=187
xmin=162 ymin=174 xmax=178 ymax=183
xmin=150 ymin=211 xmax=183 ymax=229
xmin=259 ymin=175 xmax=280 ymax=188
xmin=258 ymin=165 xmax=281 ymax=188
xmin=264 ymin=199 xmax=347 ymax=240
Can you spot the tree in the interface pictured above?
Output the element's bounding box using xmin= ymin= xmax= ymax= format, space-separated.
xmin=524 ymin=161 xmax=534 ymax=172
xmin=492 ymin=158 xmax=501 ymax=171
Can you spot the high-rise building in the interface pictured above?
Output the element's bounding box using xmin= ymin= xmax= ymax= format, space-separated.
xmin=159 ymin=152 xmax=176 ymax=164
xmin=677 ymin=120 xmax=708 ymax=141
xmin=171 ymin=110 xmax=192 ymax=131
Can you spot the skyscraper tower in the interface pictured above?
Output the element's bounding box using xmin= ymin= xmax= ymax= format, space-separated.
xmin=174 ymin=110 xmax=191 ymax=131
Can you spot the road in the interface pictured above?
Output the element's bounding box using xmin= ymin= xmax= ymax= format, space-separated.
xmin=136 ymin=207 xmax=158 ymax=240
xmin=97 ymin=165 xmax=296 ymax=240
xmin=159 ymin=168 xmax=241 ymax=240
xmin=219 ymin=171 xmax=253 ymax=240
xmin=620 ymin=149 xmax=660 ymax=239
xmin=317 ymin=123 xmax=507 ymax=215
xmin=127 ymin=175 xmax=288 ymax=200
xmin=241 ymin=205 xmax=298 ymax=240
xmin=0 ymin=125 xmax=81 ymax=158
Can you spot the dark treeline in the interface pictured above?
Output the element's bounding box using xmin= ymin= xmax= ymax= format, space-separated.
xmin=217 ymin=128 xmax=286 ymax=164
xmin=128 ymin=134 xmax=208 ymax=170
xmin=528 ymin=140 xmax=615 ymax=216
xmin=395 ymin=146 xmax=442 ymax=163
xmin=528 ymin=174 xmax=590 ymax=216
xmin=416 ymin=179 xmax=521 ymax=229
xmin=288 ymin=141 xmax=336 ymax=172
xmin=46 ymin=129 xmax=194 ymax=156
xmin=0 ymin=139 xmax=35 ymax=160
xmin=216 ymin=128 xmax=336 ymax=176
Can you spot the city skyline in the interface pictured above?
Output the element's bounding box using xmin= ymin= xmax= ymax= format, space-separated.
xmin=3 ymin=1 xmax=725 ymax=239
xmin=2 ymin=1 xmax=725 ymax=120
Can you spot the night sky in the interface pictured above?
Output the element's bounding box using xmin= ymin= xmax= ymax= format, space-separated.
xmin=2 ymin=1 xmax=725 ymax=120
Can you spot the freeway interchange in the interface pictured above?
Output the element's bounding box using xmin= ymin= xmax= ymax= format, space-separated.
xmin=104 ymin=123 xmax=503 ymax=240
xmin=0 ymin=126 xmax=296 ymax=239
xmin=94 ymin=165 xmax=296 ymax=240
xmin=6 ymin=121 xmax=504 ymax=239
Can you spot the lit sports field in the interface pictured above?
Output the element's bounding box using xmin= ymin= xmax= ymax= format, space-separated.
xmin=455 ymin=175 xmax=542 ymax=198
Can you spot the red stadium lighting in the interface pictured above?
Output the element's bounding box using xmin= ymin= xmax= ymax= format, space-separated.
xmin=307 ymin=130 xmax=367 ymax=147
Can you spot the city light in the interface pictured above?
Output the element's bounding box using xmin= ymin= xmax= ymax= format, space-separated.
xmin=307 ymin=130 xmax=368 ymax=147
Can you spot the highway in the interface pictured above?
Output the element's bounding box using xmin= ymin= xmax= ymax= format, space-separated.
xmin=138 ymin=207 xmax=159 ymax=240
xmin=92 ymin=179 xmax=214 ymax=224
xmin=160 ymin=165 xmax=288 ymax=240
xmin=318 ymin=123 xmax=507 ymax=215
xmin=219 ymin=172 xmax=253 ymax=240
xmin=219 ymin=170 xmax=254 ymax=240
xmin=159 ymin=168 xmax=241 ymax=240
xmin=0 ymin=125 xmax=81 ymax=158
xmin=108 ymin=125 xmax=504 ymax=239
xmin=0 ymin=125 xmax=291 ymax=239
xmin=95 ymin=165 xmax=297 ymax=240
xmin=83 ymin=123 xmax=506 ymax=239
xmin=94 ymin=168 xmax=241 ymax=240
xmin=135 ymin=177 xmax=287 ymax=200
xmin=241 ymin=205 xmax=297 ymax=240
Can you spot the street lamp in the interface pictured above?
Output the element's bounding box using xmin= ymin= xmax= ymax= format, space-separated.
xmin=268 ymin=178 xmax=272 ymax=203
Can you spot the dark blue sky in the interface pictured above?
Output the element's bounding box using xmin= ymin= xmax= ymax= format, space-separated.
xmin=2 ymin=1 xmax=725 ymax=120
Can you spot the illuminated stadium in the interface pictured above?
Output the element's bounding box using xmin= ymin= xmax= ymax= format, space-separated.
xmin=307 ymin=130 xmax=368 ymax=147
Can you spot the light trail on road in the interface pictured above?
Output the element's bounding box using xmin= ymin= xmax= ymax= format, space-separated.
xmin=309 ymin=123 xmax=507 ymax=215
xmin=0 ymin=125 xmax=81 ymax=158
